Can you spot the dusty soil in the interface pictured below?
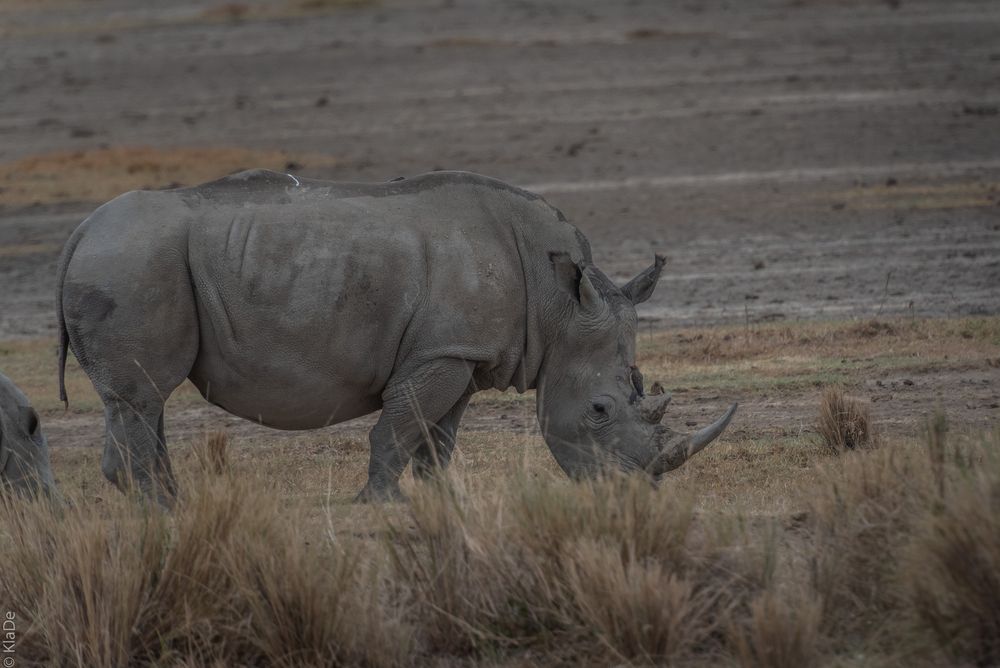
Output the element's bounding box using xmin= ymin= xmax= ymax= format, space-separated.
xmin=0 ymin=0 xmax=998 ymax=474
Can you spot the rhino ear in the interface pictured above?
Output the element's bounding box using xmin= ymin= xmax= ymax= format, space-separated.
xmin=549 ymin=251 xmax=601 ymax=310
xmin=621 ymin=254 xmax=666 ymax=305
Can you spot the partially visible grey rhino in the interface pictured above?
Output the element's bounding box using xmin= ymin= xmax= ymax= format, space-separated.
xmin=0 ymin=370 xmax=56 ymax=498
xmin=57 ymin=170 xmax=735 ymax=505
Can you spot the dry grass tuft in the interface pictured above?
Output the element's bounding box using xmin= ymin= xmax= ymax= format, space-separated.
xmin=386 ymin=474 xmax=768 ymax=663
xmin=0 ymin=146 xmax=338 ymax=207
xmin=849 ymin=319 xmax=898 ymax=338
xmin=902 ymin=428 xmax=1000 ymax=666
xmin=804 ymin=443 xmax=921 ymax=648
xmin=817 ymin=387 xmax=876 ymax=453
xmin=4 ymin=425 xmax=1000 ymax=665
xmin=193 ymin=430 xmax=229 ymax=475
xmin=729 ymin=590 xmax=822 ymax=668
xmin=0 ymin=470 xmax=410 ymax=667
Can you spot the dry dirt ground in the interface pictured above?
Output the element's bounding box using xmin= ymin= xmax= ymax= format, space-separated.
xmin=0 ymin=0 xmax=998 ymax=502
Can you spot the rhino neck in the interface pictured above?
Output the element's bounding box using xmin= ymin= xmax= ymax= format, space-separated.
xmin=508 ymin=219 xmax=546 ymax=393
xmin=506 ymin=204 xmax=593 ymax=394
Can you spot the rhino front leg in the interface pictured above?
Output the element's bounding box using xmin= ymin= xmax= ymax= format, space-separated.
xmin=356 ymin=359 xmax=474 ymax=503
xmin=412 ymin=394 xmax=471 ymax=480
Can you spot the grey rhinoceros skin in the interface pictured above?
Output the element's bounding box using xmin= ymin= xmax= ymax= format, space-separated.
xmin=57 ymin=170 xmax=735 ymax=505
xmin=0 ymin=371 xmax=56 ymax=498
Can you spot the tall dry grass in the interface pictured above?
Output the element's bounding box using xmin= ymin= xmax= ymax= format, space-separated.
xmin=2 ymin=420 xmax=999 ymax=666
xmin=902 ymin=422 xmax=1000 ymax=666
xmin=385 ymin=475 xmax=774 ymax=663
xmin=0 ymin=469 xmax=410 ymax=667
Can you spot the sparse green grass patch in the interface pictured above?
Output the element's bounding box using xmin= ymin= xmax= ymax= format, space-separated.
xmin=6 ymin=315 xmax=996 ymax=418
xmin=638 ymin=315 xmax=1000 ymax=396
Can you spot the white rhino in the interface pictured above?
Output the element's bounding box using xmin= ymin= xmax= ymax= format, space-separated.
xmin=57 ymin=170 xmax=735 ymax=504
xmin=0 ymin=370 xmax=55 ymax=498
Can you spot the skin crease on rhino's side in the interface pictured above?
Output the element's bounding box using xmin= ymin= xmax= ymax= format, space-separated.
xmin=0 ymin=370 xmax=56 ymax=498
xmin=56 ymin=169 xmax=736 ymax=505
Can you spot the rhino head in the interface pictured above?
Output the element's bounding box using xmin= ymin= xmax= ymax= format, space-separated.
xmin=0 ymin=373 xmax=56 ymax=499
xmin=538 ymin=253 xmax=736 ymax=479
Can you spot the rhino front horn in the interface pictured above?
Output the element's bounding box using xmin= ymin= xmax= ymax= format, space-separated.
xmin=647 ymin=403 xmax=738 ymax=476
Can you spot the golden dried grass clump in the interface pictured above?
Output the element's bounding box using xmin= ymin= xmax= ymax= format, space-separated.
xmin=849 ymin=319 xmax=898 ymax=338
xmin=0 ymin=472 xmax=410 ymax=667
xmin=386 ymin=474 xmax=769 ymax=664
xmin=0 ymin=146 xmax=338 ymax=207
xmin=902 ymin=422 xmax=1000 ymax=666
xmin=3 ymin=426 xmax=1000 ymax=666
xmin=817 ymin=387 xmax=875 ymax=453
xmin=728 ymin=590 xmax=822 ymax=668
xmin=193 ymin=430 xmax=229 ymax=475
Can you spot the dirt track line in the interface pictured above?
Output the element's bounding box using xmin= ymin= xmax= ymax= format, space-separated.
xmin=525 ymin=159 xmax=1000 ymax=194
xmin=6 ymin=84 xmax=993 ymax=138
xmin=260 ymin=90 xmax=1000 ymax=138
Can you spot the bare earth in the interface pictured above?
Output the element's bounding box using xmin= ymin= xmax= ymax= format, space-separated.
xmin=0 ymin=0 xmax=998 ymax=487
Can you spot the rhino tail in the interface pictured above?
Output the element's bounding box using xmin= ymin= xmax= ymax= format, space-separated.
xmin=58 ymin=321 xmax=69 ymax=409
xmin=56 ymin=223 xmax=86 ymax=410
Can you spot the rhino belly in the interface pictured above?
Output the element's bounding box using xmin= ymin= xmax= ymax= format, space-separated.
xmin=188 ymin=350 xmax=383 ymax=430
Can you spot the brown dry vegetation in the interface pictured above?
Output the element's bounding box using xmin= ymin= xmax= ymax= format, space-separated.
xmin=638 ymin=316 xmax=1000 ymax=389
xmin=817 ymin=387 xmax=876 ymax=452
xmin=2 ymin=422 xmax=999 ymax=666
xmin=0 ymin=0 xmax=377 ymax=38
xmin=0 ymin=146 xmax=338 ymax=207
xmin=7 ymin=315 xmax=998 ymax=417
xmin=1 ymin=316 xmax=997 ymax=665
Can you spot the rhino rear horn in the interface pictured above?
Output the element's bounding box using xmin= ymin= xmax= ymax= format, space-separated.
xmin=638 ymin=392 xmax=671 ymax=423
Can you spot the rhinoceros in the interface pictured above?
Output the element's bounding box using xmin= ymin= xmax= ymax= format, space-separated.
xmin=1 ymin=370 xmax=56 ymax=498
xmin=57 ymin=170 xmax=735 ymax=504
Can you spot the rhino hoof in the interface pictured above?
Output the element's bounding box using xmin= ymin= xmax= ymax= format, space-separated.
xmin=353 ymin=482 xmax=407 ymax=504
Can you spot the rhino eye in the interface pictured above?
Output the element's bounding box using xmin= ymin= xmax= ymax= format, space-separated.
xmin=589 ymin=397 xmax=614 ymax=420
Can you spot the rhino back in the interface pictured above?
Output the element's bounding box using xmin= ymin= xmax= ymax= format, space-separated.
xmin=179 ymin=170 xmax=536 ymax=427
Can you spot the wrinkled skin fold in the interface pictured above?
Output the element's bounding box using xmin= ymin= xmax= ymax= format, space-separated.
xmin=57 ymin=170 xmax=736 ymax=504
xmin=0 ymin=371 xmax=56 ymax=499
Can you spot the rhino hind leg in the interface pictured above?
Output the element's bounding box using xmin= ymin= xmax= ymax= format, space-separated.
xmin=101 ymin=396 xmax=176 ymax=507
xmin=411 ymin=394 xmax=470 ymax=480
xmin=62 ymin=247 xmax=198 ymax=506
xmin=355 ymin=359 xmax=474 ymax=503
